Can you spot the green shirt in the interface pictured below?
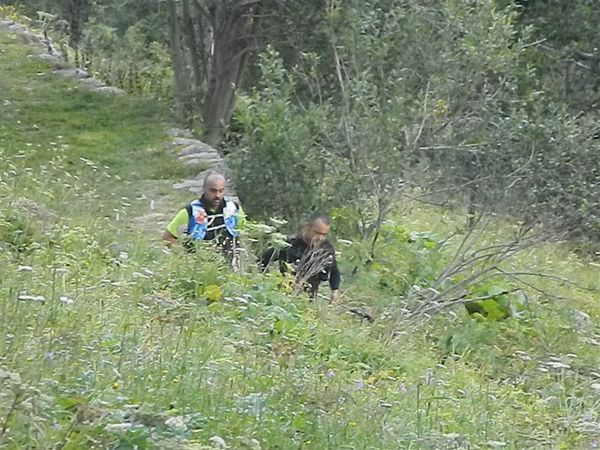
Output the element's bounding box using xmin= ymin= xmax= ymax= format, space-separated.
xmin=166 ymin=208 xmax=191 ymax=238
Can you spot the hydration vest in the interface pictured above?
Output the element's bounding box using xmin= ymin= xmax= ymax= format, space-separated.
xmin=186 ymin=198 xmax=240 ymax=241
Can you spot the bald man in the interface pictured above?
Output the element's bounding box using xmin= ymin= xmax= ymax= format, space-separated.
xmin=260 ymin=212 xmax=341 ymax=303
xmin=163 ymin=171 xmax=245 ymax=256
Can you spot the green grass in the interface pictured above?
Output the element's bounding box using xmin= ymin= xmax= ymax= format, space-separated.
xmin=1 ymin=21 xmax=600 ymax=450
xmin=0 ymin=30 xmax=191 ymax=183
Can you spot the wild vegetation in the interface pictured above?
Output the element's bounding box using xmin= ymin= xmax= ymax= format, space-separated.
xmin=2 ymin=2 xmax=600 ymax=449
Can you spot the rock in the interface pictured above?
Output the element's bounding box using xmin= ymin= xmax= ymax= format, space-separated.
xmin=572 ymin=309 xmax=591 ymax=330
xmin=79 ymin=77 xmax=104 ymax=89
xmin=181 ymin=158 xmax=204 ymax=166
xmin=93 ymin=85 xmax=126 ymax=95
xmin=165 ymin=416 xmax=188 ymax=432
xmin=53 ymin=68 xmax=90 ymax=79
xmin=173 ymin=179 xmax=203 ymax=191
xmin=28 ymin=52 xmax=64 ymax=67
xmin=6 ymin=22 xmax=28 ymax=34
xmin=166 ymin=128 xmax=192 ymax=138
xmin=12 ymin=197 xmax=56 ymax=225
xmin=180 ymin=156 xmax=221 ymax=166
xmin=239 ymin=437 xmax=261 ymax=450
xmin=169 ymin=137 xmax=203 ymax=148
xmin=209 ymin=436 xmax=228 ymax=449
xmin=177 ymin=142 xmax=218 ymax=157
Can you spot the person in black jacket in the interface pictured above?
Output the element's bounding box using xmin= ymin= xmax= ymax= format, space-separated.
xmin=260 ymin=212 xmax=341 ymax=303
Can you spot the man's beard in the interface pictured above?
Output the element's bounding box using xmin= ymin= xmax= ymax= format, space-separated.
xmin=308 ymin=238 xmax=326 ymax=250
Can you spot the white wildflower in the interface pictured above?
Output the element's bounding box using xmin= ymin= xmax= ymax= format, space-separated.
xmin=18 ymin=294 xmax=45 ymax=303
xmin=546 ymin=361 xmax=571 ymax=370
xmin=59 ymin=296 xmax=74 ymax=305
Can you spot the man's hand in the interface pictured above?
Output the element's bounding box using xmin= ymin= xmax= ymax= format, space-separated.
xmin=330 ymin=289 xmax=341 ymax=305
xmin=162 ymin=230 xmax=178 ymax=246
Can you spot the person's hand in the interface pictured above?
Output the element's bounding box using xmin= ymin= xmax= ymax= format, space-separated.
xmin=162 ymin=230 xmax=178 ymax=247
xmin=330 ymin=289 xmax=341 ymax=305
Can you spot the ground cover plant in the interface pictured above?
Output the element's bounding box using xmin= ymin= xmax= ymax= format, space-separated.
xmin=2 ymin=19 xmax=600 ymax=450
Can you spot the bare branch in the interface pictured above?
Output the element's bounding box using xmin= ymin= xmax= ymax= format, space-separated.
xmin=495 ymin=269 xmax=598 ymax=293
xmin=293 ymin=243 xmax=335 ymax=296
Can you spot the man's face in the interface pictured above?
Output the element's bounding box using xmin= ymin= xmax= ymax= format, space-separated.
xmin=304 ymin=219 xmax=330 ymax=244
xmin=203 ymin=176 xmax=226 ymax=210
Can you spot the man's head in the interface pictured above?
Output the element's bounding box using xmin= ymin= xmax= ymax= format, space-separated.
xmin=202 ymin=171 xmax=226 ymax=210
xmin=302 ymin=211 xmax=331 ymax=244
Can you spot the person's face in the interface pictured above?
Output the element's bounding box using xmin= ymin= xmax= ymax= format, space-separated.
xmin=203 ymin=177 xmax=226 ymax=210
xmin=304 ymin=219 xmax=330 ymax=244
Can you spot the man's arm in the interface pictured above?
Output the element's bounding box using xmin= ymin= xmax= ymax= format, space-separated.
xmin=329 ymin=254 xmax=341 ymax=303
xmin=163 ymin=209 xmax=189 ymax=246
xmin=259 ymin=238 xmax=293 ymax=273
xmin=259 ymin=247 xmax=277 ymax=273
xmin=162 ymin=230 xmax=178 ymax=246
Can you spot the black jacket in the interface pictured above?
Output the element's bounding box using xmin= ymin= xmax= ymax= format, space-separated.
xmin=260 ymin=235 xmax=341 ymax=293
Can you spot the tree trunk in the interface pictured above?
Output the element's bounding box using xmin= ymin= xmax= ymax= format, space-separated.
xmin=201 ymin=1 xmax=261 ymax=147
xmin=62 ymin=0 xmax=89 ymax=66
xmin=167 ymin=0 xmax=191 ymax=123
xmin=181 ymin=0 xmax=204 ymax=112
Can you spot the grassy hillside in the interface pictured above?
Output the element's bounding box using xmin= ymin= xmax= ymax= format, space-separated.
xmin=1 ymin=23 xmax=600 ymax=450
